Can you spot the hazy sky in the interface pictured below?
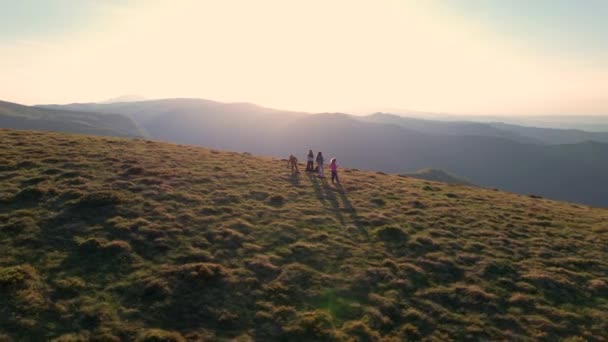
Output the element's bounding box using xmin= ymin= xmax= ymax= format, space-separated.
xmin=1 ymin=0 xmax=607 ymax=115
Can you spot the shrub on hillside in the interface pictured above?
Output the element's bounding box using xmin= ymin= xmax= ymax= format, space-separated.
xmin=122 ymin=166 xmax=145 ymax=176
xmin=77 ymin=238 xmax=133 ymax=261
xmin=0 ymin=264 xmax=48 ymax=319
xmin=341 ymin=321 xmax=381 ymax=342
xmin=482 ymin=260 xmax=519 ymax=279
xmin=268 ymin=194 xmax=286 ymax=207
xmin=211 ymin=191 xmax=241 ymax=205
xmin=165 ymin=262 xmax=228 ymax=283
xmin=246 ymin=256 xmax=280 ymax=280
xmin=1 ymin=216 xmax=38 ymax=234
xmin=370 ymin=197 xmax=386 ymax=206
xmin=373 ymin=226 xmax=409 ymax=244
xmin=282 ymin=310 xmax=341 ymax=341
xmin=16 ymin=160 xmax=39 ymax=169
xmin=135 ymin=329 xmax=185 ymax=342
xmin=417 ymin=255 xmax=463 ymax=282
xmin=0 ymin=264 xmax=40 ymax=288
xmin=418 ymin=284 xmax=500 ymax=312
xmin=12 ymin=186 xmax=47 ymax=202
xmin=76 ymin=191 xmax=125 ymax=208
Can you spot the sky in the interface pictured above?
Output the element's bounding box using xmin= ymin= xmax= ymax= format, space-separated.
xmin=0 ymin=0 xmax=607 ymax=115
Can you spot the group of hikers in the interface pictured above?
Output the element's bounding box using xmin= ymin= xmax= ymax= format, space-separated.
xmin=288 ymin=150 xmax=339 ymax=184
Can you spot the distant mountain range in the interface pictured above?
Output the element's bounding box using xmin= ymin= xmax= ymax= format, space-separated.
xmin=0 ymin=100 xmax=142 ymax=137
xmin=2 ymin=97 xmax=608 ymax=206
xmin=100 ymin=94 xmax=148 ymax=104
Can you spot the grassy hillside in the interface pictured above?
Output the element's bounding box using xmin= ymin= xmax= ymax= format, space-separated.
xmin=1 ymin=129 xmax=608 ymax=341
xmin=403 ymin=168 xmax=472 ymax=186
xmin=0 ymin=100 xmax=143 ymax=138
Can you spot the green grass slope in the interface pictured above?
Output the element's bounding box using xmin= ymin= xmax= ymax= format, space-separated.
xmin=403 ymin=168 xmax=472 ymax=186
xmin=0 ymin=100 xmax=143 ymax=138
xmin=1 ymin=129 xmax=607 ymax=341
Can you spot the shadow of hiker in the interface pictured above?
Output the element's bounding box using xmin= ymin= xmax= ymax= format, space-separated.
xmin=319 ymin=177 xmax=345 ymax=225
xmin=307 ymin=172 xmax=326 ymax=204
xmin=288 ymin=172 xmax=301 ymax=187
xmin=306 ymin=174 xmax=365 ymax=233
xmin=335 ymin=182 xmax=368 ymax=237
xmin=335 ymin=183 xmax=357 ymax=216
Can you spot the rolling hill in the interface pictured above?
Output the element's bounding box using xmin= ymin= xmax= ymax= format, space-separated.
xmin=0 ymin=100 xmax=142 ymax=138
xmin=403 ymin=168 xmax=472 ymax=186
xmin=363 ymin=113 xmax=608 ymax=145
xmin=1 ymin=129 xmax=607 ymax=340
xmin=26 ymin=99 xmax=608 ymax=206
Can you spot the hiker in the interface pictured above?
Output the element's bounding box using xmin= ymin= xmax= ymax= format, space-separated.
xmin=330 ymin=158 xmax=339 ymax=184
xmin=316 ymin=152 xmax=324 ymax=178
xmin=288 ymin=154 xmax=300 ymax=173
xmin=306 ymin=150 xmax=314 ymax=172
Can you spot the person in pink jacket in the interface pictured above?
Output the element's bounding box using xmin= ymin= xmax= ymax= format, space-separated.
xmin=329 ymin=158 xmax=339 ymax=184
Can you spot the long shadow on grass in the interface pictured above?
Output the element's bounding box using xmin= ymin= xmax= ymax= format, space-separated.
xmin=319 ymin=177 xmax=345 ymax=225
xmin=334 ymin=182 xmax=367 ymax=237
xmin=307 ymin=173 xmax=326 ymax=205
xmin=308 ymin=173 xmax=345 ymax=224
xmin=288 ymin=171 xmax=301 ymax=187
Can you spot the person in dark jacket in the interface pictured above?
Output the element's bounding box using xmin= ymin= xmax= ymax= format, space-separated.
xmin=306 ymin=150 xmax=315 ymax=172
xmin=316 ymin=152 xmax=324 ymax=178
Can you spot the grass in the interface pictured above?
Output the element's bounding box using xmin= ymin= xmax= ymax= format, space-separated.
xmin=1 ymin=128 xmax=607 ymax=341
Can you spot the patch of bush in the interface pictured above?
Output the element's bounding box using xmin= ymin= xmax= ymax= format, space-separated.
xmin=410 ymin=200 xmax=427 ymax=209
xmin=249 ymin=190 xmax=270 ymax=200
xmin=58 ymin=171 xmax=85 ymax=179
xmin=408 ymin=236 xmax=439 ymax=253
xmin=482 ymin=260 xmax=519 ymax=279
xmin=135 ymin=329 xmax=185 ymax=342
xmin=522 ymin=271 xmax=584 ymax=303
xmin=123 ymin=166 xmax=145 ymax=176
xmin=0 ymin=264 xmax=40 ymax=288
xmin=373 ymin=226 xmax=409 ymax=244
xmin=53 ymin=277 xmax=86 ymax=298
xmin=419 ymin=284 xmax=499 ymax=312
xmin=268 ymin=194 xmax=286 ymax=207
xmin=165 ymin=262 xmax=228 ymax=283
xmin=76 ymin=191 xmax=125 ymax=208
xmin=211 ymin=191 xmax=241 ymax=205
xmin=370 ymin=198 xmax=386 ymax=206
xmin=206 ymin=228 xmax=247 ymax=249
xmin=1 ymin=216 xmax=38 ymax=234
xmin=12 ymin=186 xmax=47 ymax=202
xmin=16 ymin=160 xmax=39 ymax=169
xmin=341 ymin=321 xmax=380 ymax=342
xmin=0 ymin=264 xmax=48 ymax=317
xmin=42 ymin=168 xmax=63 ymax=175
xmin=282 ymin=310 xmax=340 ymax=341
xmin=246 ymin=256 xmax=281 ymax=280
xmin=77 ymin=238 xmax=133 ymax=260
xmin=587 ymin=279 xmax=608 ymax=295
xmin=417 ymin=256 xmax=463 ymax=282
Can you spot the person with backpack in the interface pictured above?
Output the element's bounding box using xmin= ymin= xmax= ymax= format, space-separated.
xmin=316 ymin=152 xmax=324 ymax=178
xmin=306 ymin=150 xmax=314 ymax=172
xmin=329 ymin=158 xmax=339 ymax=184
xmin=288 ymin=154 xmax=300 ymax=173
